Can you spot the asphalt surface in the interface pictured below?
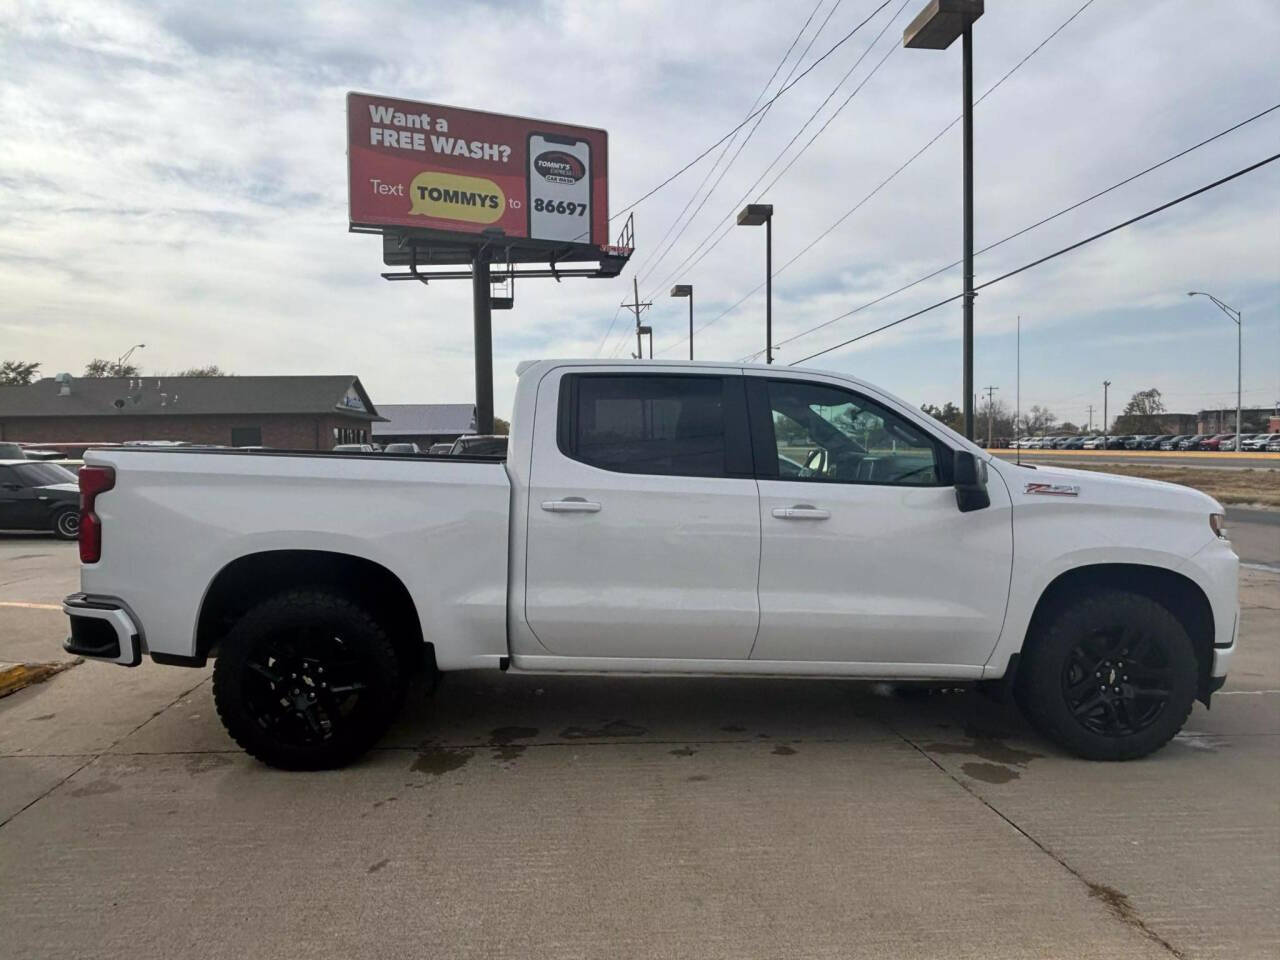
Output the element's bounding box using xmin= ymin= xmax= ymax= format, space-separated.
xmin=0 ymin=527 xmax=1277 ymax=959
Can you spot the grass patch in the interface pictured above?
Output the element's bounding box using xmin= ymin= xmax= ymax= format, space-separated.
xmin=1058 ymin=463 xmax=1280 ymax=508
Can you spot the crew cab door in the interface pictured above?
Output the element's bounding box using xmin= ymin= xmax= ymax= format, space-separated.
xmin=747 ymin=374 xmax=1013 ymax=668
xmin=0 ymin=465 xmax=44 ymax=529
xmin=523 ymin=369 xmax=761 ymax=659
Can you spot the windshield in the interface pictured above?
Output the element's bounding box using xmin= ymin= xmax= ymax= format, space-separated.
xmin=13 ymin=462 xmax=78 ymax=485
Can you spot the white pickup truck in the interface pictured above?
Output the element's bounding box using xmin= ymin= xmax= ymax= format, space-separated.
xmin=63 ymin=360 xmax=1238 ymax=768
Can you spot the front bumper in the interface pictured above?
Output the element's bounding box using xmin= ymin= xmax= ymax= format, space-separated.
xmin=62 ymin=593 xmax=142 ymax=667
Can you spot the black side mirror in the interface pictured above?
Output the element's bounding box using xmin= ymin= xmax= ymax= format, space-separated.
xmin=954 ymin=451 xmax=990 ymax=513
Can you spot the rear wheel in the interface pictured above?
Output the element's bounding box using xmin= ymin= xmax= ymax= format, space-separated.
xmin=1017 ymin=590 xmax=1198 ymax=760
xmin=52 ymin=507 xmax=80 ymax=541
xmin=212 ymin=590 xmax=405 ymax=769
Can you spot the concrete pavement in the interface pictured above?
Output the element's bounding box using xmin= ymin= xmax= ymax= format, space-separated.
xmin=0 ymin=533 xmax=1276 ymax=959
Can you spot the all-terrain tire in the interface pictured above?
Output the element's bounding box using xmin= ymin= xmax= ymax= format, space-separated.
xmin=1017 ymin=589 xmax=1198 ymax=761
xmin=212 ymin=590 xmax=405 ymax=770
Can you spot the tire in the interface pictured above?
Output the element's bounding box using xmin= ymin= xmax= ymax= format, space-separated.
xmin=52 ymin=508 xmax=80 ymax=541
xmin=212 ymin=590 xmax=406 ymax=770
xmin=1016 ymin=590 xmax=1198 ymax=761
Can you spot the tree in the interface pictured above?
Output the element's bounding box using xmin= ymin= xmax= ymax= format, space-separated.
xmin=493 ymin=417 xmax=511 ymax=436
xmin=83 ymin=358 xmax=139 ymax=378
xmin=173 ymin=365 xmax=229 ymax=376
xmin=1018 ymin=404 xmax=1057 ymax=436
xmin=0 ymin=360 xmax=40 ymax=385
xmin=1113 ymin=387 xmax=1169 ymax=434
xmin=921 ymin=402 xmax=964 ymax=434
xmin=977 ymin=396 xmax=1016 ymax=443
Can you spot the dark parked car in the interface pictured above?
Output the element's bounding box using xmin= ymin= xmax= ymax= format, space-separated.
xmin=1123 ymin=435 xmax=1153 ymax=450
xmin=1136 ymin=434 xmax=1174 ymax=450
xmin=427 ymin=442 xmax=454 ymax=455
xmin=382 ymin=442 xmax=421 ymax=455
xmin=1177 ymin=434 xmax=1210 ymax=450
xmin=1103 ymin=435 xmax=1134 ymax=449
xmin=1159 ymin=435 xmax=1189 ymax=450
xmin=0 ymin=460 xmax=81 ymax=539
xmin=1062 ymin=436 xmax=1089 ymax=449
xmin=449 ymin=434 xmax=508 ymax=457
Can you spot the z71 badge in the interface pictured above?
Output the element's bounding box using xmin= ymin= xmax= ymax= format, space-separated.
xmin=1024 ymin=482 xmax=1081 ymax=497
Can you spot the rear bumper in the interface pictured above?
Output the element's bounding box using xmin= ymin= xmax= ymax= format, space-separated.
xmin=62 ymin=593 xmax=142 ymax=667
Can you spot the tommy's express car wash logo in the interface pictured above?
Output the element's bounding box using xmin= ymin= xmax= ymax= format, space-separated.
xmin=409 ymin=171 xmax=505 ymax=225
xmin=533 ymin=150 xmax=586 ymax=184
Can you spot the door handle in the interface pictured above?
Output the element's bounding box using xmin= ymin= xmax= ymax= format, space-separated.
xmin=541 ymin=498 xmax=602 ymax=513
xmin=772 ymin=505 xmax=830 ymax=520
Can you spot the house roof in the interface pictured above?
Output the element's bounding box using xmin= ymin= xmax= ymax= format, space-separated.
xmin=0 ymin=375 xmax=384 ymax=421
xmin=372 ymin=403 xmax=476 ymax=437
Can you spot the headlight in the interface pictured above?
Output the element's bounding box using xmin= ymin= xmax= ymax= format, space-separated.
xmin=1210 ymin=513 xmax=1228 ymax=540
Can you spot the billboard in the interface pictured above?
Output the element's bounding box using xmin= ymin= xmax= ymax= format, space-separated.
xmin=347 ymin=92 xmax=609 ymax=249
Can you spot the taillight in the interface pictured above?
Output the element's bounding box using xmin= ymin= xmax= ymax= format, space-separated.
xmin=79 ymin=466 xmax=115 ymax=563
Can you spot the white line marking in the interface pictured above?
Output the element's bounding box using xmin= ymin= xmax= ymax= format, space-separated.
xmin=1216 ymin=690 xmax=1280 ymax=696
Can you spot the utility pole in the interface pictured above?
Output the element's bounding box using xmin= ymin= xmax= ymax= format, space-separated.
xmin=982 ymin=385 xmax=999 ymax=447
xmin=621 ymin=277 xmax=652 ymax=360
xmin=1103 ymin=380 xmax=1112 ymax=449
xmin=1086 ymin=404 xmax=1094 ymax=432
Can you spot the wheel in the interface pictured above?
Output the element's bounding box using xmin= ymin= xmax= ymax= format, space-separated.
xmin=1016 ymin=590 xmax=1198 ymax=761
xmin=52 ymin=508 xmax=80 ymax=541
xmin=212 ymin=590 xmax=406 ymax=770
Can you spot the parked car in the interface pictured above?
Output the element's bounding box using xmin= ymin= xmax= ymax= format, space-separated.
xmin=449 ymin=434 xmax=508 ymax=457
xmin=1081 ymin=436 xmax=1105 ymax=449
xmin=0 ymin=443 xmax=24 ymax=459
xmin=1062 ymin=436 xmax=1089 ymax=449
xmin=1139 ymin=435 xmax=1175 ymax=450
xmin=332 ymin=443 xmax=377 ymax=453
xmin=1160 ymin=435 xmax=1190 ymax=450
xmin=1268 ymin=437 xmax=1280 ymax=452
xmin=382 ymin=442 xmax=421 ymax=455
xmin=427 ymin=442 xmax=454 ymax=455
xmin=1219 ymin=434 xmax=1255 ymax=452
xmin=1124 ymin=436 xmax=1152 ymax=450
xmin=1241 ymin=433 xmax=1280 ymax=451
xmin=64 ymin=359 xmax=1237 ymax=769
xmin=0 ymin=460 xmax=81 ymax=539
xmin=1177 ymin=435 xmax=1210 ymax=450
xmin=1199 ymin=434 xmax=1234 ymax=451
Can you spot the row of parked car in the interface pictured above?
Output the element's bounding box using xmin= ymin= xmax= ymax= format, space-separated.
xmin=1008 ymin=432 xmax=1280 ymax=452
xmin=332 ymin=434 xmax=509 ymax=457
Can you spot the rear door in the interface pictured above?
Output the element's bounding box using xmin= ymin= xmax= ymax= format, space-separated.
xmin=523 ymin=369 xmax=761 ymax=659
xmin=0 ymin=465 xmax=45 ymax=529
xmin=748 ymin=374 xmax=1013 ymax=668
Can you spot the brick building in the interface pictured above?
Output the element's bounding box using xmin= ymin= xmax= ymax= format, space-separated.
xmin=0 ymin=375 xmax=383 ymax=451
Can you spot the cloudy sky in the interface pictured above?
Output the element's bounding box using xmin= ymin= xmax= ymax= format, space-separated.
xmin=2 ymin=0 xmax=1277 ymax=428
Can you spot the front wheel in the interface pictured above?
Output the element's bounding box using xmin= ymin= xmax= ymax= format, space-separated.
xmin=52 ymin=508 xmax=80 ymax=541
xmin=1017 ymin=590 xmax=1198 ymax=761
xmin=212 ymin=590 xmax=405 ymax=769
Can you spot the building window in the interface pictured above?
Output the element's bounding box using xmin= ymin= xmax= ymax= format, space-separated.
xmin=231 ymin=427 xmax=262 ymax=447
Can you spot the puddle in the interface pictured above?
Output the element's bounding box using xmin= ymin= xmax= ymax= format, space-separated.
xmin=961 ymin=761 xmax=1019 ymax=784
xmin=411 ymin=745 xmax=473 ymax=776
xmin=921 ymin=724 xmax=1041 ymax=783
xmin=488 ymin=726 xmax=538 ymax=761
xmin=559 ymin=719 xmax=646 ymax=739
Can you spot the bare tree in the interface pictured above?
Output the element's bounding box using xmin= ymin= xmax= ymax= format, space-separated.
xmin=84 ymin=358 xmax=140 ymax=378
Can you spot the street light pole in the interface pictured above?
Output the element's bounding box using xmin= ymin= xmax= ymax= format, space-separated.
xmin=117 ymin=343 xmax=146 ymax=369
xmin=1103 ymin=380 xmax=1111 ymax=449
xmin=737 ymin=203 xmax=775 ymax=364
xmin=671 ymin=285 xmax=694 ymax=360
xmin=1188 ymin=291 xmax=1243 ymax=448
xmin=904 ymin=0 xmax=984 ymax=440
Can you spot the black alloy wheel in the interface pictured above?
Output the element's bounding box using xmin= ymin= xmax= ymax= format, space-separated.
xmin=1061 ymin=627 xmax=1173 ymax=738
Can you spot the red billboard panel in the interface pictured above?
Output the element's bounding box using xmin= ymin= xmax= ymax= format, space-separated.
xmin=347 ymin=92 xmax=609 ymax=248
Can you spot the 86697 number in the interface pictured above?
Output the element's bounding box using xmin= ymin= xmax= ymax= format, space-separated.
xmin=533 ymin=198 xmax=586 ymax=216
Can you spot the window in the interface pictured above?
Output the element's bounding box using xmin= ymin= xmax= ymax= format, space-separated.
xmin=231 ymin=427 xmax=262 ymax=448
xmin=12 ymin=463 xmax=77 ymax=486
xmin=762 ymin=379 xmax=942 ymax=486
xmin=560 ymin=374 xmax=748 ymax=478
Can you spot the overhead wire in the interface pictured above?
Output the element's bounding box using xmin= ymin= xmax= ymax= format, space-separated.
xmin=788 ymin=153 xmax=1280 ymax=365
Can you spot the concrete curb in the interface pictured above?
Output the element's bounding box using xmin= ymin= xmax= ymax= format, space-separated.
xmin=0 ymin=658 xmax=81 ymax=699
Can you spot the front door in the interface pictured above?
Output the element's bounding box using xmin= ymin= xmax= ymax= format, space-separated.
xmin=748 ymin=375 xmax=1013 ymax=668
xmin=524 ymin=370 xmax=761 ymax=660
xmin=0 ymin=466 xmax=44 ymax=530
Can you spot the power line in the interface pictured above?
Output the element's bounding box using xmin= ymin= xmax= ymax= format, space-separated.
xmin=742 ymin=100 xmax=1280 ymax=361
xmin=659 ymin=0 xmax=1100 ymax=355
xmin=628 ymin=0 xmax=828 ymax=287
xmin=790 ymin=152 xmax=1280 ymax=365
xmin=597 ymin=0 xmax=896 ymax=232
xmin=643 ymin=0 xmax=907 ymax=300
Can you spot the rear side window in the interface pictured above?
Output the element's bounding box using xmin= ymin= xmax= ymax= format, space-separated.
xmin=558 ymin=374 xmax=749 ymax=478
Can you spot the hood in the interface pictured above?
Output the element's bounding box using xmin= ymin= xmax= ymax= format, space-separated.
xmin=989 ymin=460 xmax=1222 ymax=515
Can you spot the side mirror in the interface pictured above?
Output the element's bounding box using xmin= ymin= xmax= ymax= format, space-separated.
xmin=954 ymin=451 xmax=990 ymax=513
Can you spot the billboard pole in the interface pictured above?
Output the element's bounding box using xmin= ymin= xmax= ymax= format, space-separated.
xmin=472 ymin=252 xmax=495 ymax=435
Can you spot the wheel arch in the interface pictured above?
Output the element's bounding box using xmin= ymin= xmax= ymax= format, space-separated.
xmin=195 ymin=550 xmax=430 ymax=673
xmin=1021 ymin=563 xmax=1215 ymax=704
